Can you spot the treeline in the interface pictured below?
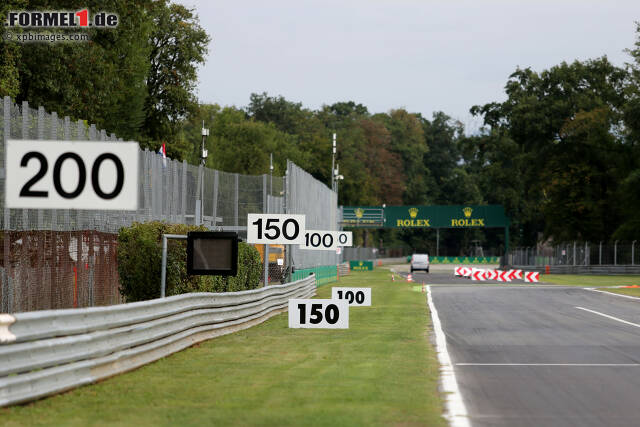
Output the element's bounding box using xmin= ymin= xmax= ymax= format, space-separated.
xmin=3 ymin=1 xmax=640 ymax=249
xmin=1 ymin=0 xmax=209 ymax=157
xmin=466 ymin=24 xmax=640 ymax=245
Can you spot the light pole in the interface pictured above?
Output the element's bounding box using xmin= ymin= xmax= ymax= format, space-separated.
xmin=197 ymin=121 xmax=209 ymax=225
xmin=331 ymin=133 xmax=336 ymax=191
xmin=263 ymin=153 xmax=274 ymax=287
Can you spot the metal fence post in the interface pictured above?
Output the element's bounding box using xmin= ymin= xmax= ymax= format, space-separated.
xmin=160 ymin=234 xmax=187 ymax=297
xmin=4 ymin=97 xmax=11 ymax=231
xmin=212 ymin=170 xmax=218 ymax=226
xmin=573 ymin=241 xmax=576 ymax=266
xmin=234 ymin=173 xmax=239 ymax=228
xmin=3 ymin=97 xmax=11 ymax=312
xmin=36 ymin=106 xmax=45 ymax=230
xmin=633 ymin=240 xmax=636 ymax=266
xmin=181 ymin=160 xmax=187 ymax=223
xmin=50 ymin=111 xmax=58 ymax=230
xmin=584 ymin=242 xmax=588 ymax=265
xmin=161 ymin=235 xmax=168 ymax=297
xmin=599 ymin=241 xmax=602 ymax=265
xmin=614 ymin=240 xmax=618 ymax=265
xmin=21 ymin=101 xmax=29 ymax=228
xmin=263 ymin=174 xmax=269 ymax=286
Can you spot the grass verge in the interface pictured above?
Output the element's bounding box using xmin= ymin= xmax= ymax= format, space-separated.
xmin=1 ymin=268 xmax=445 ymax=427
xmin=543 ymin=274 xmax=640 ymax=287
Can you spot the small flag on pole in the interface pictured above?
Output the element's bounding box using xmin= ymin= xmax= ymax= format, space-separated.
xmin=158 ymin=142 xmax=167 ymax=167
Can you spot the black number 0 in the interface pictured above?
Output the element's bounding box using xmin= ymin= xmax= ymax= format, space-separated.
xmin=53 ymin=152 xmax=86 ymax=198
xmin=92 ymin=153 xmax=124 ymax=199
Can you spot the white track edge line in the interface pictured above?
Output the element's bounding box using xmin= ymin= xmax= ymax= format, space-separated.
xmin=575 ymin=306 xmax=640 ymax=329
xmin=456 ymin=363 xmax=640 ymax=367
xmin=585 ymin=288 xmax=640 ymax=301
xmin=427 ymin=285 xmax=471 ymax=427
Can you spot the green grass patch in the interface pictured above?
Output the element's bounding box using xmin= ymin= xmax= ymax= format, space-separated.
xmin=594 ymin=287 xmax=640 ymax=297
xmin=544 ymin=274 xmax=640 ymax=287
xmin=1 ymin=269 xmax=445 ymax=427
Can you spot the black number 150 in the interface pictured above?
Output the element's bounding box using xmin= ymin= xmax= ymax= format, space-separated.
xmin=252 ymin=218 xmax=300 ymax=240
xmin=298 ymin=303 xmax=339 ymax=325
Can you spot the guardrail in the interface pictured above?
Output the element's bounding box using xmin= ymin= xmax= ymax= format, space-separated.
xmin=0 ymin=275 xmax=316 ymax=407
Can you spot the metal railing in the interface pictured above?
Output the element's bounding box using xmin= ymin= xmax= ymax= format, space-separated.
xmin=0 ymin=275 xmax=315 ymax=407
xmin=509 ymin=241 xmax=640 ymax=267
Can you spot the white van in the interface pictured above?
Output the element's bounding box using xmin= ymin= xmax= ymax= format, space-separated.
xmin=410 ymin=254 xmax=430 ymax=273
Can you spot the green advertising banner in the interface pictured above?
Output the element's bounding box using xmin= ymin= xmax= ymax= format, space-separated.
xmin=349 ymin=260 xmax=374 ymax=271
xmin=429 ymin=256 xmax=500 ymax=264
xmin=342 ymin=205 xmax=509 ymax=229
xmin=341 ymin=207 xmax=384 ymax=227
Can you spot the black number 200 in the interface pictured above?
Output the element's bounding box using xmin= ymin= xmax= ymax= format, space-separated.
xmin=19 ymin=151 xmax=124 ymax=200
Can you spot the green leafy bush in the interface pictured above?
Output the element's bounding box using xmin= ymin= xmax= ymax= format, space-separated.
xmin=117 ymin=221 xmax=262 ymax=302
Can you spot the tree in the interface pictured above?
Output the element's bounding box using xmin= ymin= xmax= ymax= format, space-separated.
xmin=15 ymin=0 xmax=154 ymax=141
xmin=143 ymin=0 xmax=210 ymax=159
xmin=470 ymin=57 xmax=630 ymax=243
xmin=374 ymin=109 xmax=429 ymax=204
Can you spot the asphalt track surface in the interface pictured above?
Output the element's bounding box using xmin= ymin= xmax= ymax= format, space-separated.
xmin=406 ymin=270 xmax=640 ymax=427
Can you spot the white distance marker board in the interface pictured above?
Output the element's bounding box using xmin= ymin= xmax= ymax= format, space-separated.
xmin=247 ymin=214 xmax=306 ymax=245
xmin=288 ymin=299 xmax=349 ymax=329
xmin=331 ymin=287 xmax=371 ymax=306
xmin=299 ymin=230 xmax=353 ymax=250
xmin=337 ymin=231 xmax=352 ymax=247
xmin=6 ymin=140 xmax=139 ymax=210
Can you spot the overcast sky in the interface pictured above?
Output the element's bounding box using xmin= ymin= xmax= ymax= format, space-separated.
xmin=177 ymin=0 xmax=639 ymax=133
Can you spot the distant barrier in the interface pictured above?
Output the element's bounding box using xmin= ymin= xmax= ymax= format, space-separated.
xmin=0 ymin=275 xmax=315 ymax=407
xmin=510 ymin=265 xmax=640 ymax=275
xmin=430 ymin=256 xmax=499 ymax=264
xmin=337 ymin=263 xmax=350 ymax=277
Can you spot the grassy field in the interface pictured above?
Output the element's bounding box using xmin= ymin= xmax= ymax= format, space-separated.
xmin=544 ymin=274 xmax=640 ymax=287
xmin=1 ymin=268 xmax=445 ymax=427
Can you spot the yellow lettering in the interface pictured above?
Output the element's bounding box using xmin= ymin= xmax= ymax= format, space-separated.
xmin=478 ymin=219 xmax=485 ymax=226
xmin=397 ymin=219 xmax=403 ymax=227
xmin=425 ymin=219 xmax=430 ymax=226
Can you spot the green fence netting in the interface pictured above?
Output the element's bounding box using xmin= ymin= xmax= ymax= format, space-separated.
xmin=291 ymin=265 xmax=338 ymax=287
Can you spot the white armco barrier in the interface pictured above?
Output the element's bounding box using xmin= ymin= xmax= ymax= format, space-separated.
xmin=0 ymin=275 xmax=316 ymax=407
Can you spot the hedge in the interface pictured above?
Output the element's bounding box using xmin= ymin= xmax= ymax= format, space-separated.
xmin=117 ymin=221 xmax=262 ymax=302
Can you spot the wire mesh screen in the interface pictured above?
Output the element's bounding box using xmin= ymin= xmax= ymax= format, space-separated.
xmin=1 ymin=97 xmax=291 ymax=312
xmin=509 ymin=242 xmax=640 ymax=266
xmin=0 ymin=230 xmax=121 ymax=313
xmin=287 ymin=160 xmax=338 ymax=269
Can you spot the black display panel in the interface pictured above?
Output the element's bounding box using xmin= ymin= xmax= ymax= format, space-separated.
xmin=187 ymin=232 xmax=238 ymax=276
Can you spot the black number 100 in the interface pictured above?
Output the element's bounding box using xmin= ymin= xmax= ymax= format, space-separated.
xmin=337 ymin=290 xmax=365 ymax=304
